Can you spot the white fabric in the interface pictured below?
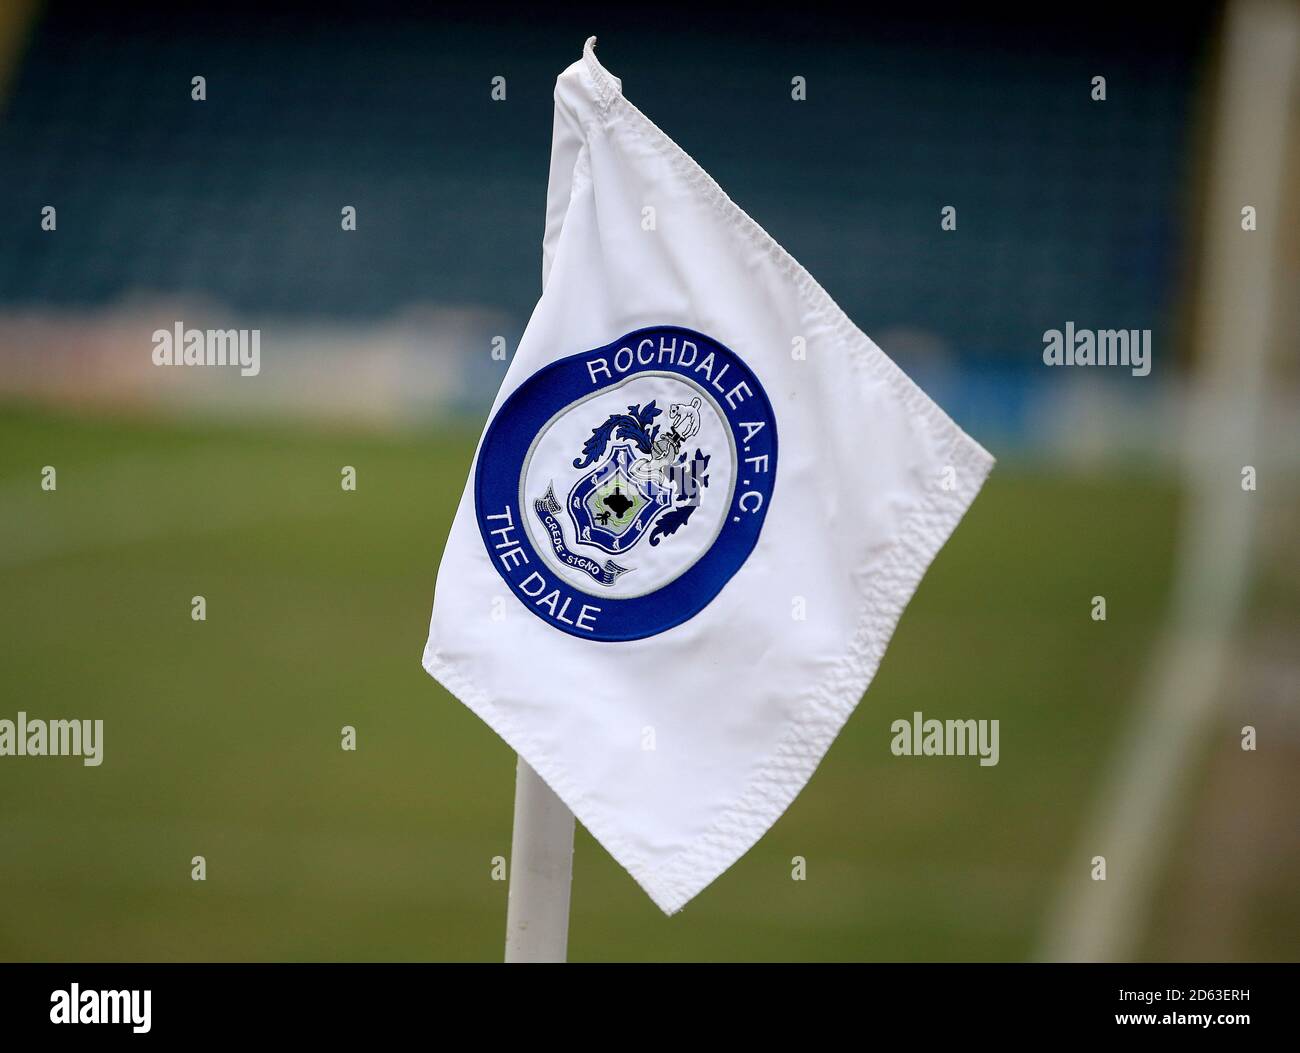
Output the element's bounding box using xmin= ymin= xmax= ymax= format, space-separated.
xmin=423 ymin=38 xmax=994 ymax=914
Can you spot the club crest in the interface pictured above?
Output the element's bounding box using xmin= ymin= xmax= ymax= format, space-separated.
xmin=475 ymin=326 xmax=777 ymax=641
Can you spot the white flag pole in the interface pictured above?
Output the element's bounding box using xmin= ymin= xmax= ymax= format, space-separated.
xmin=504 ymin=756 xmax=575 ymax=962
xmin=500 ymin=36 xmax=584 ymax=960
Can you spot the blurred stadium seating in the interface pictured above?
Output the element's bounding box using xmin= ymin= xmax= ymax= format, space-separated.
xmin=1 ymin=3 xmax=1216 ymax=447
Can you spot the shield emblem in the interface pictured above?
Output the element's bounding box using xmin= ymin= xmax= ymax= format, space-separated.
xmin=566 ymin=442 xmax=675 ymax=554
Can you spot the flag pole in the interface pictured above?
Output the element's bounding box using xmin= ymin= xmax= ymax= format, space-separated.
xmin=504 ymin=755 xmax=575 ymax=962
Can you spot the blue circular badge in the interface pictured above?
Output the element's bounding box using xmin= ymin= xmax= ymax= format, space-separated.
xmin=474 ymin=325 xmax=778 ymax=641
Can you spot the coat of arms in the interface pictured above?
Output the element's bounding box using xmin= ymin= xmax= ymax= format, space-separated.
xmin=532 ymin=398 xmax=712 ymax=586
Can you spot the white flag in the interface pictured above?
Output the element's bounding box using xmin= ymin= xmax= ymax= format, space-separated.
xmin=423 ymin=38 xmax=994 ymax=914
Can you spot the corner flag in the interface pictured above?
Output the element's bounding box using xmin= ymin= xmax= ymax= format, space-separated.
xmin=423 ymin=38 xmax=994 ymax=914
